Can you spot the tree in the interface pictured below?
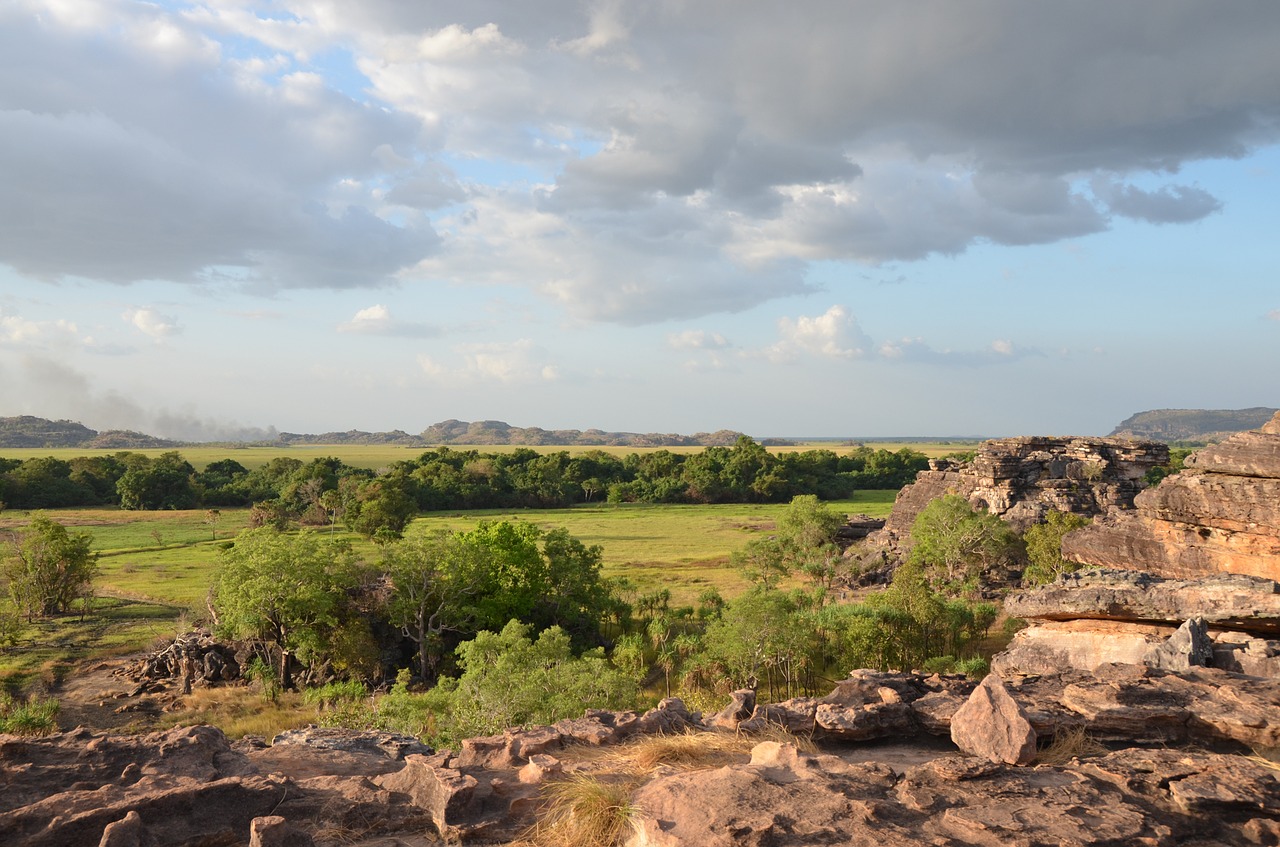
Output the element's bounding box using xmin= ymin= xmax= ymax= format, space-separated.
xmin=382 ymin=530 xmax=488 ymax=682
xmin=116 ymin=452 xmax=197 ymax=510
xmin=213 ymin=527 xmax=357 ymax=690
xmin=907 ymin=495 xmax=1020 ymax=596
xmin=3 ymin=515 xmax=98 ymax=619
xmin=775 ymin=494 xmax=845 ymax=599
xmin=1022 ymin=511 xmax=1091 ymax=585
xmin=732 ymin=535 xmax=789 ymax=592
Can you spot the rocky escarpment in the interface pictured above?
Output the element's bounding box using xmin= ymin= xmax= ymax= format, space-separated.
xmin=1063 ymin=411 xmax=1280 ymax=581
xmin=869 ymin=436 xmax=1167 ymax=555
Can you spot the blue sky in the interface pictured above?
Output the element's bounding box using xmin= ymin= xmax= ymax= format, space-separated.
xmin=1 ymin=0 xmax=1277 ymax=440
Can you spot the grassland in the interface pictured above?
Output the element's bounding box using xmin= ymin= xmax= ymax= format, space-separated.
xmin=0 ymin=492 xmax=898 ymax=686
xmin=0 ymin=440 xmax=979 ymax=470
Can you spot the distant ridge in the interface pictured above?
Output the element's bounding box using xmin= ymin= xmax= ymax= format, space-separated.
xmin=0 ymin=416 xmax=749 ymax=449
xmin=281 ymin=419 xmax=749 ymax=448
xmin=0 ymin=416 xmax=179 ymax=449
xmin=1110 ymin=407 xmax=1279 ymax=443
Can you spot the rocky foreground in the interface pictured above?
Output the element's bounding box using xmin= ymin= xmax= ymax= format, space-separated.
xmin=3 ymin=661 xmax=1278 ymax=846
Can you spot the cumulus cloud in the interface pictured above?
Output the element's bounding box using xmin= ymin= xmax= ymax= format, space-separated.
xmin=4 ymin=0 xmax=1279 ymax=323
xmin=667 ymin=329 xmax=730 ymax=350
xmin=418 ymin=339 xmax=559 ymax=384
xmin=1268 ymin=310 xmax=1280 ymax=322
xmin=764 ymin=306 xmax=870 ymax=363
xmin=0 ymin=311 xmax=81 ymax=347
xmin=338 ymin=304 xmax=440 ymax=338
xmin=124 ymin=307 xmax=180 ymax=340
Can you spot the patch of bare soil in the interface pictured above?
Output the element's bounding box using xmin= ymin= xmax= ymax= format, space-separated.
xmin=52 ymin=655 xmax=173 ymax=732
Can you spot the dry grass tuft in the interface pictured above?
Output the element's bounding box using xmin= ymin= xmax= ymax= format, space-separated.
xmin=1248 ymin=745 xmax=1280 ymax=773
xmin=526 ymin=773 xmax=642 ymax=847
xmin=605 ymin=726 xmax=817 ymax=774
xmin=1036 ymin=724 xmax=1108 ymax=766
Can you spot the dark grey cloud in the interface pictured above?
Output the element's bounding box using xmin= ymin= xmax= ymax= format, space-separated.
xmin=0 ymin=4 xmax=435 ymax=292
xmin=4 ymin=0 xmax=1278 ymax=323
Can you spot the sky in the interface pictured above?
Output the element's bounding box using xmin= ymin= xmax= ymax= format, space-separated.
xmin=1 ymin=0 xmax=1278 ymax=441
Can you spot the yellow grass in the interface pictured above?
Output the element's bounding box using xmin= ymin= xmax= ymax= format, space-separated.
xmin=1035 ymin=724 xmax=1108 ymax=765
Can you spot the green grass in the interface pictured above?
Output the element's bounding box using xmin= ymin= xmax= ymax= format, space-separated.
xmin=0 ymin=491 xmax=898 ymax=683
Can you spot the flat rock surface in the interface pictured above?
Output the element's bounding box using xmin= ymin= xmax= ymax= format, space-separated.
xmin=1004 ymin=568 xmax=1280 ymax=633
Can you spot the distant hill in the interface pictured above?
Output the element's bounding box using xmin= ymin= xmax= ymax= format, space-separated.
xmin=1 ymin=415 xmax=748 ymax=450
xmin=280 ymin=419 xmax=749 ymax=448
xmin=0 ymin=416 xmax=180 ymax=449
xmin=1110 ymin=407 xmax=1279 ymax=443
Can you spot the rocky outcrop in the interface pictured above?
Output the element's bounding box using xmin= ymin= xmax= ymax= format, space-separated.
xmin=996 ymin=569 xmax=1280 ymax=678
xmin=869 ymin=436 xmax=1167 ymax=553
xmin=1062 ymin=411 xmax=1280 ymax=581
xmin=129 ymin=629 xmax=242 ymax=687
xmin=6 ymin=667 xmax=1280 ymax=846
xmin=627 ymin=742 xmax=1280 ymax=847
xmin=1004 ymin=569 xmax=1280 ymax=632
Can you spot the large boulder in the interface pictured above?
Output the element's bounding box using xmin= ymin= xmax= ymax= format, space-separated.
xmin=949 ymin=674 xmax=1037 ymax=765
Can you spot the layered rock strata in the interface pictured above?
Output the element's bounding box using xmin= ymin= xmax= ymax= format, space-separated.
xmin=995 ymin=569 xmax=1280 ymax=678
xmin=870 ymin=436 xmax=1167 ymax=553
xmin=1062 ymin=411 xmax=1280 ymax=581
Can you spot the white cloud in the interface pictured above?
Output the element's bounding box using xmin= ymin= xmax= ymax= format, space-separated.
xmin=0 ymin=311 xmax=80 ymax=346
xmin=124 ymin=307 xmax=180 ymax=340
xmin=765 ymin=305 xmax=869 ymax=363
xmin=667 ymin=329 xmax=730 ymax=350
xmin=878 ymin=336 xmax=1036 ymax=366
xmin=4 ymin=1 xmax=1280 ymax=324
xmin=417 ymin=339 xmax=558 ymax=384
xmin=1267 ymin=310 xmax=1280 ymax=322
xmin=338 ymin=304 xmax=440 ymax=338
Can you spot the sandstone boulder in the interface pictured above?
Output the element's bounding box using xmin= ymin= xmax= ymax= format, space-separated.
xmin=949 ymin=674 xmax=1038 ymax=765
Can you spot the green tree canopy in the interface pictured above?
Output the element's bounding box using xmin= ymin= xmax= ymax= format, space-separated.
xmin=1022 ymin=510 xmax=1091 ymax=585
xmin=3 ymin=514 xmax=98 ymax=619
xmin=907 ymin=494 xmax=1020 ymax=596
xmin=213 ymin=527 xmax=358 ymax=689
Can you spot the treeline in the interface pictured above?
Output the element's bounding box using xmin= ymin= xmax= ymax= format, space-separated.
xmin=0 ymin=438 xmax=930 ymax=530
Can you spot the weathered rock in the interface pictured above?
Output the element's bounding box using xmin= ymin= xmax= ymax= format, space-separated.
xmin=248 ymin=815 xmax=315 ymax=847
xmin=949 ymin=674 xmax=1038 ymax=765
xmin=1004 ymin=568 xmax=1280 ymax=634
xmin=1064 ymin=412 xmax=1280 ymax=581
xmin=627 ymin=740 xmax=1273 ymax=847
xmin=128 ymin=629 xmax=241 ymax=686
xmin=993 ymin=619 xmax=1176 ymax=675
xmin=708 ymin=689 xmax=756 ymax=729
xmin=1144 ymin=617 xmax=1214 ymax=671
xmin=97 ymin=810 xmax=144 ymax=847
xmin=636 ymin=698 xmax=700 ymax=735
xmin=869 ymin=436 xmax=1167 ymax=556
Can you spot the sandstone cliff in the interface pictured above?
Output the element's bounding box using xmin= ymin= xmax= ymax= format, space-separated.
xmin=870 ymin=435 xmax=1167 ymax=553
xmin=1062 ymin=411 xmax=1280 ymax=581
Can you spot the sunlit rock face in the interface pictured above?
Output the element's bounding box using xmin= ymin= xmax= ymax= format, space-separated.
xmin=1063 ymin=411 xmax=1280 ymax=581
